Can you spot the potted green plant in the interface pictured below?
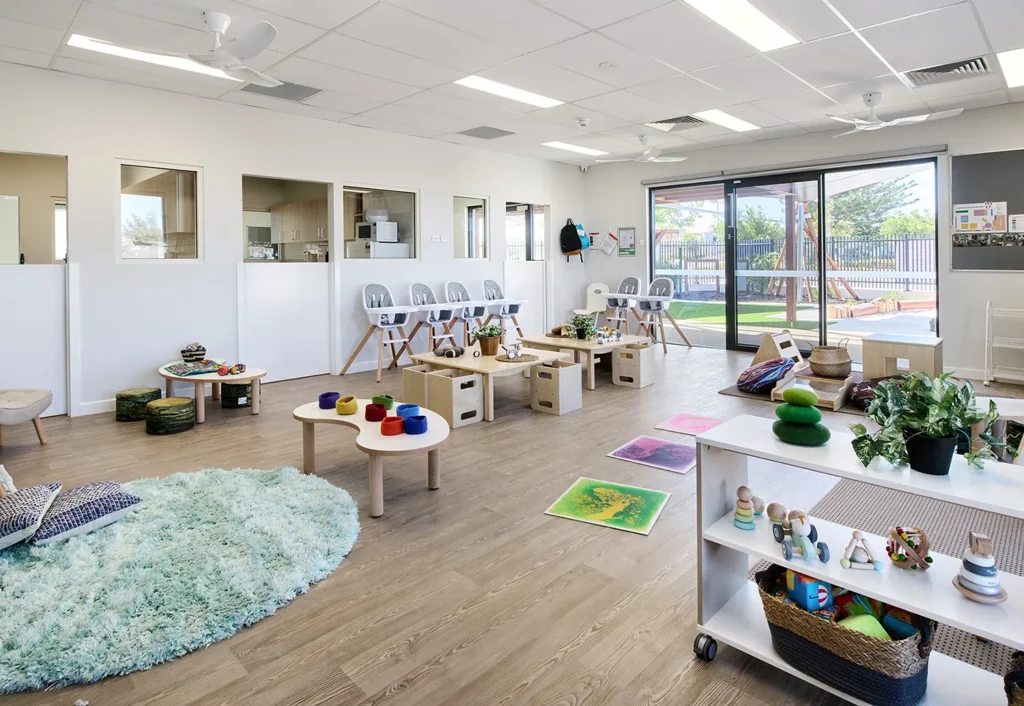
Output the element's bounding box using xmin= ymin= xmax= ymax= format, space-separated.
xmin=849 ymin=372 xmax=1016 ymax=475
xmin=569 ymin=314 xmax=595 ymax=341
xmin=471 ymin=323 xmax=504 ymax=356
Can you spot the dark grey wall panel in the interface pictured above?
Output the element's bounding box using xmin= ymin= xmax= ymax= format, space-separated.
xmin=951 ymin=149 xmax=1024 ymax=271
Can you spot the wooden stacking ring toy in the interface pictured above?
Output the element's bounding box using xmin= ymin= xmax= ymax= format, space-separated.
xmin=319 ymin=392 xmax=341 ymax=409
xmin=404 ymin=415 xmax=428 ymax=435
xmin=336 ymin=395 xmax=358 ymax=415
xmin=396 ymin=403 xmax=420 ymax=419
xmin=365 ymin=403 xmax=387 ymax=422
xmin=381 ymin=416 xmax=405 ymax=435
xmin=371 ymin=394 xmax=394 ymax=410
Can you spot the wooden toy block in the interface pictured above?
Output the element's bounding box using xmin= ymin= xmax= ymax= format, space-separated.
xmin=426 ymin=369 xmax=483 ymax=429
xmin=612 ymin=344 xmax=653 ymax=389
xmin=403 ymin=364 xmax=438 ymax=409
xmin=530 ymin=360 xmax=582 ymax=416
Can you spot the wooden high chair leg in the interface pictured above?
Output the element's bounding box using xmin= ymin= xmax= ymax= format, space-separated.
xmin=664 ymin=311 xmax=692 ymax=348
xmin=658 ymin=313 xmax=668 ymax=354
xmin=341 ymin=325 xmax=378 ymax=375
xmin=376 ymin=328 xmax=386 ymax=383
xmin=511 ymin=315 xmax=524 ymax=338
xmin=391 ymin=326 xmax=413 ymax=368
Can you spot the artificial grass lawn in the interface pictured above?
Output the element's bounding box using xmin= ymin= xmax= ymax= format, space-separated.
xmin=668 ymin=300 xmax=830 ymax=331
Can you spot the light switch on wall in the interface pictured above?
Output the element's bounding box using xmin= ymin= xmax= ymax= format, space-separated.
xmin=431 ymin=234 xmax=440 ymax=243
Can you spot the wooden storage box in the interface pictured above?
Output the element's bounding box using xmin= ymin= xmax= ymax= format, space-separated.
xmin=530 ymin=360 xmax=582 ymax=416
xmin=403 ymin=364 xmax=437 ymax=408
xmin=612 ymin=343 xmax=654 ymax=388
xmin=426 ymin=369 xmax=483 ymax=428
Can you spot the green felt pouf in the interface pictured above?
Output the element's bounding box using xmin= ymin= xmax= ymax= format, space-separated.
xmin=115 ymin=388 xmax=162 ymax=422
xmin=775 ymin=403 xmax=822 ymax=425
xmin=145 ymin=397 xmax=195 ymax=435
xmin=782 ymin=387 xmax=819 ymax=407
xmin=773 ymin=420 xmax=831 ymax=446
xmin=221 ymin=382 xmax=251 ymax=409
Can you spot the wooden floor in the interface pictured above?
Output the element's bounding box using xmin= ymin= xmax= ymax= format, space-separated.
xmin=1 ymin=346 xmax=852 ymax=706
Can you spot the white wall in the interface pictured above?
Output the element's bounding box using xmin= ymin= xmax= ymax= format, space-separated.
xmin=583 ymin=102 xmax=1024 ymax=378
xmin=0 ymin=62 xmax=585 ymax=414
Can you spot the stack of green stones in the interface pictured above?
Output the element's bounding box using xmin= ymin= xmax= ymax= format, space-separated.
xmin=773 ymin=387 xmax=831 ymax=446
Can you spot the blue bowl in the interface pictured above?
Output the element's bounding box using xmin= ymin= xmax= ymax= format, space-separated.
xmin=396 ymin=404 xmax=420 ymax=418
xmin=404 ymin=415 xmax=428 ymax=435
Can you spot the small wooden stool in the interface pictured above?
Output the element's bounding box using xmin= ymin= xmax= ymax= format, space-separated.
xmin=221 ymin=382 xmax=252 ymax=409
xmin=116 ymin=387 xmax=162 ymax=422
xmin=146 ymin=397 xmax=196 ymax=435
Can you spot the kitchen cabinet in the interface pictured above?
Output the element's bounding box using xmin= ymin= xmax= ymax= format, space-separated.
xmin=270 ymin=198 xmax=329 ymax=243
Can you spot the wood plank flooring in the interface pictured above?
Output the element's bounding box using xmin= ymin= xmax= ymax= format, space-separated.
xmin=0 ymin=346 xmax=848 ymax=706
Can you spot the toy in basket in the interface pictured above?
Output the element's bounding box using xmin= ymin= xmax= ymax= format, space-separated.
xmin=768 ymin=502 xmax=819 ymax=545
xmin=181 ymin=342 xmax=207 ymax=362
xmin=841 ymin=530 xmax=884 ymax=571
xmin=782 ymin=513 xmax=829 ymax=563
xmin=733 ymin=485 xmax=764 ymax=530
xmin=952 ymin=531 xmax=1007 ymax=604
xmin=887 ymin=526 xmax=933 ymax=571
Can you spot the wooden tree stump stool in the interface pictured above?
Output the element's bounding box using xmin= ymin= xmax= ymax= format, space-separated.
xmin=221 ymin=382 xmax=252 ymax=409
xmin=146 ymin=397 xmax=196 ymax=435
xmin=116 ymin=387 xmax=162 ymax=422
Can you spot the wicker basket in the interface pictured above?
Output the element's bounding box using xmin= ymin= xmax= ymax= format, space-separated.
xmin=755 ymin=566 xmax=933 ymax=706
xmin=808 ymin=338 xmax=851 ymax=378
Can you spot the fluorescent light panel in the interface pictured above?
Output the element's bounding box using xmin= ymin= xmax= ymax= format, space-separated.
xmin=542 ymin=141 xmax=607 ymax=156
xmin=692 ymin=109 xmax=760 ymax=132
xmin=454 ymin=75 xmax=563 ymax=109
xmin=67 ymin=34 xmax=239 ymax=81
xmin=998 ymin=48 xmax=1024 ymax=88
xmin=644 ymin=122 xmax=676 ymax=133
xmin=684 ymin=0 xmax=798 ymax=52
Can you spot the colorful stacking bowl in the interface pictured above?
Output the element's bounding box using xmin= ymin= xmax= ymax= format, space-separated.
xmin=404 ymin=415 xmax=428 ymax=435
xmin=319 ymin=392 xmax=340 ymax=409
xmin=364 ymin=403 xmax=387 ymax=422
xmin=371 ymin=394 xmax=395 ymax=410
xmin=381 ymin=416 xmax=405 ymax=435
xmin=336 ymin=395 xmax=358 ymax=415
xmin=395 ymin=403 xmax=420 ymax=419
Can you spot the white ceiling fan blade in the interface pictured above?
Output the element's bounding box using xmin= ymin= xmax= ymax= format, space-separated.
xmin=827 ymin=114 xmax=869 ymax=125
xmin=832 ymin=128 xmax=863 ymax=137
xmin=883 ymin=114 xmax=930 ymax=126
xmin=650 ymin=156 xmax=687 ymax=163
xmin=223 ymin=21 xmax=277 ymax=61
xmin=224 ymin=65 xmax=282 ymax=87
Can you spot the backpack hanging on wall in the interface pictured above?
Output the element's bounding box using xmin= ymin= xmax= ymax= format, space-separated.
xmin=560 ymin=218 xmax=589 ymax=262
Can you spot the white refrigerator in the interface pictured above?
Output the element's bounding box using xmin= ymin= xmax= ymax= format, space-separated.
xmin=345 ymin=240 xmax=412 ymax=259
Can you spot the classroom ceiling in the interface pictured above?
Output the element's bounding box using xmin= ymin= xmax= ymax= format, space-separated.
xmin=2 ymin=0 xmax=1023 ymax=166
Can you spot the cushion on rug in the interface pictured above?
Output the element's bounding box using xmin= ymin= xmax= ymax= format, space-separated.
xmin=31 ymin=481 xmax=142 ymax=545
xmin=0 ymin=483 xmax=62 ymax=551
xmin=737 ymin=357 xmax=795 ymax=393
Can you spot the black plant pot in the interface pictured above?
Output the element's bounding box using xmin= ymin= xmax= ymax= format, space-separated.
xmin=905 ymin=432 xmax=957 ymax=476
xmin=576 ymin=327 xmax=591 ymax=340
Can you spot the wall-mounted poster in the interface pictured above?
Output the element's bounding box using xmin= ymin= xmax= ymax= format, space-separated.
xmin=1010 ymin=214 xmax=1024 ymax=234
xmin=953 ymin=201 xmax=1007 ymax=233
xmin=617 ymin=227 xmax=635 ymax=257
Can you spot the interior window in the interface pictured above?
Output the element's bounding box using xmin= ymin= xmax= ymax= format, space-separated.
xmin=454 ymin=196 xmax=487 ymax=259
xmin=119 ymin=164 xmax=198 ymax=260
xmin=54 ymin=201 xmax=67 ymax=262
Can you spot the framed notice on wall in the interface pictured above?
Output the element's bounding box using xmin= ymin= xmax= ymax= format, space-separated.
xmin=617 ymin=227 xmax=635 ymax=257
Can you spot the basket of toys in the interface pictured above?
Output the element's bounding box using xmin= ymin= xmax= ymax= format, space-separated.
xmin=181 ymin=342 xmax=207 ymax=362
xmin=755 ymin=565 xmax=934 ymax=706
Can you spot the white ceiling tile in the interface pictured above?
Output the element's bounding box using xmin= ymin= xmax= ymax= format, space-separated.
xmin=478 ymin=56 xmax=615 ymax=102
xmin=716 ymin=102 xmax=787 ymax=128
xmin=530 ymin=31 xmax=678 ymax=89
xmin=297 ymin=33 xmax=461 ymax=88
xmin=752 ymin=123 xmax=809 ymax=140
xmin=926 ymin=89 xmax=1008 ymax=112
xmin=913 ymin=72 xmax=1008 ymax=101
xmin=626 ymin=74 xmax=726 ymax=115
xmin=691 ymin=133 xmax=756 ymax=147
xmin=821 ymin=75 xmax=928 ymax=113
xmin=827 ymin=0 xmax=963 ymax=29
xmin=0 ymin=45 xmax=52 ymax=68
xmin=533 ymin=0 xmax=673 ymax=30
xmin=392 ymin=90 xmax=521 ymax=124
xmin=749 ymin=0 xmax=847 ymax=41
xmin=0 ymin=0 xmax=80 ymax=31
xmin=752 ymin=90 xmax=840 ymax=123
xmin=1010 ymin=86 xmax=1024 ymax=102
xmin=236 ymin=0 xmax=378 ymax=30
xmin=974 ymin=0 xmax=1024 ymax=53
xmin=337 ymin=3 xmax=516 ymax=72
xmin=52 ymin=56 xmax=230 ymax=98
xmin=358 ymin=104 xmax=478 ymax=133
xmin=0 ymin=16 xmax=65 ymax=54
xmin=60 ymin=44 xmax=241 ymax=86
xmin=389 ymin=0 xmax=586 ymax=53
xmin=220 ymin=89 xmax=351 ymax=120
xmin=69 ymin=2 xmax=226 ymax=55
xmin=795 ymin=117 xmax=844 ymax=133
xmin=574 ymin=90 xmax=673 ymax=123
xmin=484 ymin=112 xmax=587 ymax=146
xmin=302 ymin=89 xmax=384 ymax=114
xmin=860 ymin=4 xmax=989 ymax=73
xmin=691 ymin=55 xmax=809 ymax=104
xmin=769 ymin=33 xmax=890 ymax=88
xmin=559 ymin=133 xmax=643 ymax=154
xmin=669 ymin=122 xmax=734 ymax=141
xmin=599 ymin=126 xmax=700 ymax=149
xmin=599 ymin=3 xmax=756 ymax=73
xmin=428 ymin=81 xmax=544 ymax=113
xmin=536 ymin=103 xmax=630 ymax=131
xmin=343 ymin=114 xmax=439 ymax=138
xmin=268 ymin=56 xmax=420 ymax=102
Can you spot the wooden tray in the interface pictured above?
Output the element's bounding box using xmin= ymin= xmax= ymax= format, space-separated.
xmin=771 ymin=370 xmax=855 ymax=410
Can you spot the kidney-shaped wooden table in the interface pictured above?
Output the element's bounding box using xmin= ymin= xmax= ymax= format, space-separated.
xmin=293 ymin=399 xmax=450 ymax=518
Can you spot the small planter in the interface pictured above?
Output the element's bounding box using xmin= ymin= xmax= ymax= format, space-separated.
xmin=905 ymin=432 xmax=957 ymax=475
xmin=477 ymin=336 xmax=500 ymax=356
xmin=575 ymin=327 xmax=591 ymax=341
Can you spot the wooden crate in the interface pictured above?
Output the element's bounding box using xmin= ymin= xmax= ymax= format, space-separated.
xmin=612 ymin=343 xmax=654 ymax=388
xmin=403 ymin=364 xmax=437 ymax=408
xmin=530 ymin=360 xmax=582 ymax=415
xmin=426 ymin=369 xmax=483 ymax=428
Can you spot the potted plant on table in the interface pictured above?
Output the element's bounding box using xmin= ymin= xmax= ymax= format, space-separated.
xmin=570 ymin=314 xmax=596 ymax=341
xmin=471 ymin=323 xmax=504 ymax=356
xmin=849 ymin=372 xmax=1016 ymax=475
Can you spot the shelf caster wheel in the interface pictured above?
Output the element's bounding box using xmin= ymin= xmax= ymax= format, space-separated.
xmin=694 ymin=633 xmax=718 ymax=662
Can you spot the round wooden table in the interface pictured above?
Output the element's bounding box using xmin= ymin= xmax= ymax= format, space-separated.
xmin=292 ymin=399 xmax=449 ymax=518
xmin=158 ymin=360 xmax=267 ymax=424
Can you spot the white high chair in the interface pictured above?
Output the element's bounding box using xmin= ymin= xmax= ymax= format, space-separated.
xmin=634 ymin=277 xmax=692 ymax=352
xmin=481 ymin=279 xmax=526 ymax=341
xmin=445 ymin=281 xmax=488 ymax=346
xmin=573 ymin=282 xmax=610 ymax=325
xmin=340 ymin=284 xmax=419 ymax=383
xmin=408 ymin=282 xmax=456 ymax=351
xmin=601 ymin=276 xmax=642 ymax=332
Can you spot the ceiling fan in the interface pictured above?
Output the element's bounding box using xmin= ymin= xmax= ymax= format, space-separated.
xmin=828 ymin=92 xmax=963 ymax=137
xmin=596 ymin=135 xmax=688 ymax=164
xmin=161 ymin=11 xmax=282 ymax=87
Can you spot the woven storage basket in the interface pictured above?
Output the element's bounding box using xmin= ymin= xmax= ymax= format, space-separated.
xmin=755 ymin=566 xmax=933 ymax=706
xmin=809 ymin=338 xmax=852 ymax=378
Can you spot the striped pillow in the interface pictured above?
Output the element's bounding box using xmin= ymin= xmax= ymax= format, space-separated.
xmin=31 ymin=481 xmax=141 ymax=545
xmin=0 ymin=483 xmax=62 ymax=550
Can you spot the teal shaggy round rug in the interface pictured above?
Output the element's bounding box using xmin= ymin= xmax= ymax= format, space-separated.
xmin=0 ymin=467 xmax=359 ymax=693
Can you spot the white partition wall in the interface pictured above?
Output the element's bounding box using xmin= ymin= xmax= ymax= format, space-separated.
xmin=504 ymin=261 xmax=547 ymax=337
xmin=0 ymin=265 xmax=67 ymax=415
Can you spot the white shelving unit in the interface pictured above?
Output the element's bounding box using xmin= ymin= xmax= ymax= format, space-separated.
xmin=694 ymin=414 xmax=1021 ymax=705
xmin=985 ymin=300 xmax=1024 ymax=384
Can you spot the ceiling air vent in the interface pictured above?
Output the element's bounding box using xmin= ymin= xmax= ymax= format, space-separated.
xmin=240 ymin=81 xmax=322 ymax=102
xmin=905 ymin=56 xmax=991 ymax=87
xmin=457 ymin=126 xmax=516 ymax=140
xmin=644 ymin=115 xmax=707 ymax=133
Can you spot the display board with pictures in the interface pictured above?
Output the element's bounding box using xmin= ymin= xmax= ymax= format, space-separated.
xmin=951 ymin=149 xmax=1024 ymax=271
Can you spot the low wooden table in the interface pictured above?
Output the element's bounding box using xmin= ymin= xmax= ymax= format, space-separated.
xmin=293 ymin=399 xmax=449 ymax=517
xmin=518 ymin=334 xmax=648 ymax=390
xmin=158 ymin=360 xmax=267 ymax=424
xmin=409 ymin=345 xmax=570 ymax=421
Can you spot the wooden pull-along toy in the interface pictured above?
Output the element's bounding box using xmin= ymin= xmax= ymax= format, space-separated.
xmin=840 ymin=530 xmax=883 ymax=571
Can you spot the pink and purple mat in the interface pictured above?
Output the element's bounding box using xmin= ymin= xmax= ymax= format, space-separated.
xmin=654 ymin=412 xmax=725 ymax=436
xmin=607 ymin=435 xmax=697 ymax=475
